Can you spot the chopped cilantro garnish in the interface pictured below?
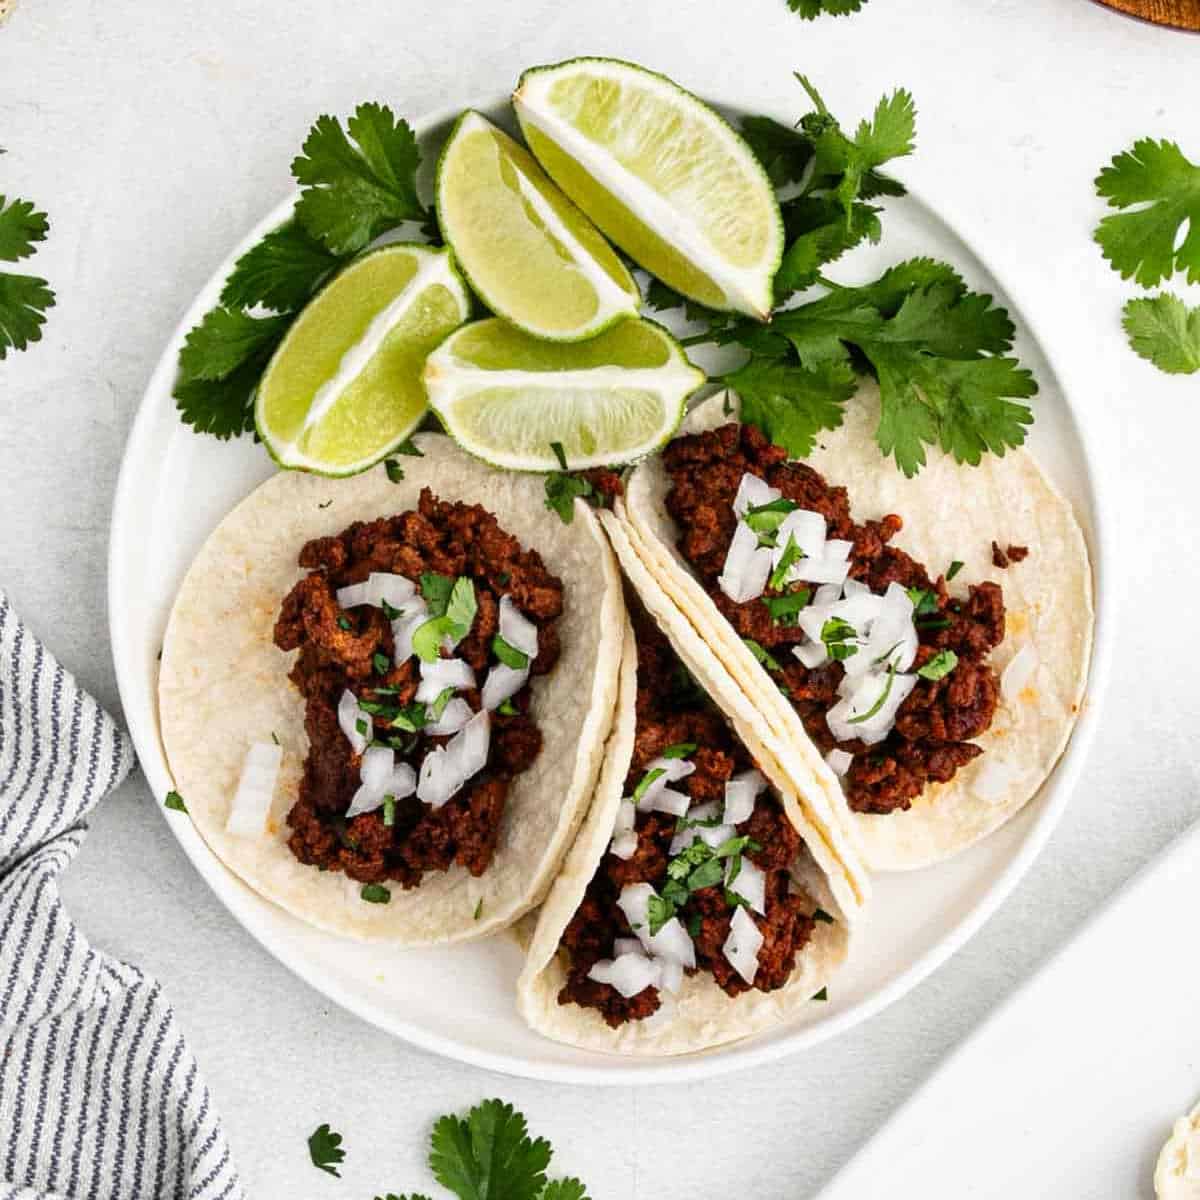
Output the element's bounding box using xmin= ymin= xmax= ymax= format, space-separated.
xmin=647 ymin=894 xmax=676 ymax=937
xmin=337 ymin=615 xmax=352 ymax=631
xmin=163 ymin=791 xmax=187 ymax=813
xmin=743 ymin=497 xmax=798 ymax=538
xmin=360 ymin=883 xmax=391 ymax=904
xmin=763 ymin=588 xmax=811 ymax=625
xmin=917 ymin=649 xmax=958 ymax=680
xmin=813 ymin=986 xmax=829 ymax=1001
xmin=549 ymin=441 xmax=569 ymax=471
xmin=544 ymin=473 xmax=594 ymax=524
xmin=474 ymin=898 xmax=483 ymax=920
xmin=0 ymin=193 xmax=56 ymax=362
xmin=916 ymin=616 xmax=952 ymax=631
xmin=382 ymin=795 xmax=396 ymax=827
xmin=271 ymin=731 xmax=280 ymax=745
xmin=814 ymin=908 xmax=835 ymax=924
xmin=358 ymin=697 xmax=400 ymax=717
xmin=743 ymin=638 xmax=785 ymax=672
xmin=906 ymin=587 xmax=940 ymax=615
xmin=318 ymin=499 xmax=332 ymax=509
xmin=686 ymin=856 xmax=725 ymax=892
xmin=492 ymin=635 xmax=530 ymax=670
xmin=384 ymin=457 xmax=404 ymax=483
xmin=308 ymin=1123 xmax=345 ymax=1177
xmin=787 ymin=0 xmax=868 ymax=18
xmin=390 ymin=703 xmax=427 ymax=732
xmin=413 ymin=577 xmax=477 ymax=662
xmin=355 ymin=717 xmax=369 ymax=737
xmin=847 ymin=663 xmax=896 ymax=724
xmin=631 ymin=767 xmax=666 ymax=804
xmin=946 ymin=559 xmax=965 ymax=581
xmin=660 ymin=742 xmax=697 ymax=759
xmin=420 ymin=571 xmax=454 ymax=615
xmin=821 ymin=616 xmax=859 ymax=661
xmin=497 ymin=698 xmax=519 ymax=717
xmin=687 ymin=912 xmax=703 ymax=938
xmin=373 ymin=651 xmax=391 ymax=675
xmin=768 ymin=534 xmax=805 ymax=591
xmin=496 ymin=571 xmax=511 ymax=586
xmin=428 ymin=686 xmax=456 ymax=721
xmin=394 ymin=437 xmax=423 ymax=457
xmin=380 ymin=598 xmax=402 ymax=621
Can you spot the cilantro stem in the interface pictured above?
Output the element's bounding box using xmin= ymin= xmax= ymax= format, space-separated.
xmin=679 ymin=333 xmax=717 ymax=348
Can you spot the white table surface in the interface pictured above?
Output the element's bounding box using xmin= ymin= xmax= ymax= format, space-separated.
xmin=1 ymin=1 xmax=1197 ymax=1196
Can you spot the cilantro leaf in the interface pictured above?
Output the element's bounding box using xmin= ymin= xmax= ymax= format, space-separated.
xmin=308 ymin=1123 xmax=346 ymax=1177
xmin=177 ymin=307 xmax=291 ymax=382
xmin=293 ymin=103 xmax=426 ymax=254
xmin=917 ymin=648 xmax=958 ymax=680
xmin=163 ymin=791 xmax=187 ymax=813
xmin=429 ymin=1098 xmax=551 ymax=1200
xmin=775 ymin=196 xmax=881 ymax=299
xmin=787 ymin=0 xmax=867 ymax=17
xmin=644 ymin=275 xmax=731 ymax=331
xmin=739 ymin=116 xmax=815 ymax=187
xmin=172 ymin=357 xmax=264 ymax=439
xmin=1095 ymin=137 xmax=1200 ymax=286
xmin=420 ymin=571 xmax=455 ymax=616
xmin=0 ymin=269 xmax=55 ymax=360
xmin=542 ymin=1181 xmax=589 ymax=1200
xmin=1122 ymin=293 xmax=1200 ymax=374
xmin=0 ymin=195 xmax=49 ymax=262
xmin=544 ymin=473 xmax=594 ymax=524
xmin=724 ymin=357 xmax=855 ymax=457
xmin=219 ymin=220 xmax=341 ymax=312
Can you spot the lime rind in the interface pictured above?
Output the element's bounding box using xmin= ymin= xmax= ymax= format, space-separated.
xmin=256 ymin=243 xmax=470 ymax=476
xmin=436 ymin=110 xmax=640 ymax=343
xmin=514 ymin=57 xmax=784 ymax=320
xmin=424 ymin=316 xmax=705 ymax=472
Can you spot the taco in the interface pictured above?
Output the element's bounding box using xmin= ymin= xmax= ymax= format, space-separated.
xmin=615 ymin=388 xmax=1093 ymax=871
xmin=517 ymin=535 xmax=856 ymax=1056
xmin=158 ymin=434 xmax=623 ymax=943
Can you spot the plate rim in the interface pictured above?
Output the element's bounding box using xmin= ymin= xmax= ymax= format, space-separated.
xmin=108 ymin=91 xmax=1118 ymax=1086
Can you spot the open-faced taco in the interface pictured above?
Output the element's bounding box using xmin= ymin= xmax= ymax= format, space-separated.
xmin=517 ymin=530 xmax=857 ymax=1056
xmin=615 ymin=389 xmax=1093 ymax=871
xmin=158 ymin=434 xmax=623 ymax=943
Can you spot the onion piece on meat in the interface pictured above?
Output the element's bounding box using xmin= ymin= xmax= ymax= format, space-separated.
xmin=825 ymin=748 xmax=853 ymax=776
xmin=614 ymin=937 xmax=644 ymax=957
xmin=729 ymin=857 xmax=766 ymax=914
xmin=719 ymin=520 xmax=773 ymax=603
xmin=793 ymin=639 xmax=828 ymax=669
xmin=336 ymin=572 xmax=417 ymax=611
xmin=225 ymin=741 xmax=283 ymax=837
xmin=1001 ymin=643 xmax=1038 ymax=703
xmin=642 ymin=785 xmax=690 ymax=817
xmin=722 ymin=769 xmax=765 ymax=825
xmin=609 ymin=831 xmax=638 ymax=860
xmin=498 ymin=595 xmax=539 ymax=659
xmin=636 ymin=755 xmax=695 ymax=809
xmin=723 ymin=905 xmax=763 ymax=985
xmin=416 ymin=656 xmax=475 ymax=701
xmin=338 ymin=688 xmax=369 ymax=755
xmin=482 ymin=662 xmax=529 ymax=711
xmin=587 ymin=953 xmax=660 ymax=999
xmin=617 ymin=883 xmax=696 ymax=967
xmin=391 ymin=598 xmax=429 ymax=665
xmin=416 ymin=710 xmax=491 ymax=808
xmin=827 ymin=669 xmax=918 ymax=745
xmin=657 ymin=957 xmax=684 ymax=995
xmin=346 ymin=749 xmax=417 ymax=817
xmin=732 ymin=472 xmax=781 ymax=516
xmin=424 ymin=697 xmax=474 ymax=737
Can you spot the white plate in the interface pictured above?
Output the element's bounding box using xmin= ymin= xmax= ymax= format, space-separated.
xmin=108 ymin=95 xmax=1115 ymax=1085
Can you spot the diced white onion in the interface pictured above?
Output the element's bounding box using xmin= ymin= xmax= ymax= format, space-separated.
xmin=360 ymin=744 xmax=395 ymax=793
xmin=338 ymin=688 xmax=369 ymax=755
xmin=719 ymin=520 xmax=773 ymax=603
xmin=336 ymin=572 xmax=417 ymax=611
xmin=416 ymin=710 xmax=491 ymax=808
xmin=614 ymin=937 xmax=644 ymax=957
xmin=225 ymin=741 xmax=282 ymax=837
xmin=723 ymin=905 xmax=764 ymax=985
xmin=613 ymin=799 xmax=636 ymax=833
xmin=723 ymin=769 xmax=765 ymax=825
xmin=499 ymin=595 xmax=539 ymax=659
xmin=642 ymin=785 xmax=691 ymax=817
xmin=609 ymin=831 xmax=638 ymax=860
xmin=391 ymin=598 xmax=429 ymax=665
xmin=815 ymin=582 xmax=844 ymax=605
xmin=843 ymin=578 xmax=869 ymax=598
xmin=658 ymin=957 xmax=684 ymax=995
xmin=827 ymin=669 xmax=918 ymax=745
xmin=794 ymin=639 xmax=828 ymax=669
xmin=1001 ymin=643 xmax=1038 ymax=703
xmin=774 ymin=508 xmax=827 ymax=560
xmin=482 ymin=663 xmax=530 ymax=711
xmin=636 ymin=756 xmax=696 ymax=809
xmin=346 ymin=751 xmax=417 ymax=818
xmin=588 ymin=953 xmax=661 ymax=998
xmin=971 ymin=758 xmax=1021 ymax=803
xmin=729 ymin=857 xmax=767 ymax=914
xmin=335 ymin=581 xmax=371 ymax=610
xmin=617 ymin=883 xmax=696 ymax=967
xmin=789 ymin=550 xmax=852 ymax=587
xmin=416 ymin=656 xmax=475 ymax=702
xmin=732 ymin=472 xmax=781 ymax=516
xmin=424 ymin=697 xmax=474 ymax=736
xmin=696 ymin=821 xmax=737 ymax=850
xmin=668 ymin=800 xmax=720 ymax=855
xmin=826 ymin=748 xmax=853 ymax=776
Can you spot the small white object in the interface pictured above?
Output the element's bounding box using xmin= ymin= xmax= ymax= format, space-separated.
xmin=225 ymin=741 xmax=283 ymax=837
xmin=1001 ymin=643 xmax=1039 ymax=703
xmin=827 ymin=669 xmax=918 ymax=745
xmin=587 ymin=953 xmax=661 ymax=998
xmin=635 ymin=756 xmax=696 ymax=809
xmin=729 ymin=856 xmax=766 ymax=914
xmin=613 ymin=937 xmax=643 ymax=957
xmin=609 ymin=831 xmax=639 ymax=860
xmin=481 ymin=662 xmax=530 ymax=711
xmin=723 ymin=905 xmax=764 ymax=985
xmin=423 ymin=696 xmax=474 ymax=736
xmin=719 ymin=519 xmax=773 ymax=603
xmin=336 ymin=572 xmax=417 ymax=611
xmin=338 ymin=689 xmax=369 ymax=755
xmin=391 ymin=598 xmax=430 ymax=665
xmin=732 ymin=472 xmax=781 ymax=516
xmin=416 ymin=656 xmax=475 ymax=702
xmin=498 ymin=595 xmax=539 ymax=659
xmin=617 ymin=883 xmax=696 ymax=967
xmin=642 ymin=785 xmax=691 ymax=817
xmin=658 ymin=957 xmax=684 ymax=994
xmin=774 ymin=508 xmax=827 ymax=561
xmin=722 ymin=769 xmax=765 ymax=825
xmin=346 ymin=759 xmax=417 ymax=818
xmin=695 ymin=821 xmax=738 ymax=850
xmin=826 ymin=748 xmax=853 ymax=776
xmin=416 ymin=710 xmax=491 ymax=808
xmin=794 ymin=639 xmax=829 ymax=669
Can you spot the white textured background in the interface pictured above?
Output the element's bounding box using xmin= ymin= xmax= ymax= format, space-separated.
xmin=1 ymin=1 xmax=1198 ymax=1196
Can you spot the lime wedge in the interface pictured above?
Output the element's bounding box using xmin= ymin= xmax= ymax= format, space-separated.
xmin=513 ymin=58 xmax=784 ymax=320
xmin=256 ymin=244 xmax=470 ymax=475
xmin=423 ymin=317 xmax=704 ymax=471
xmin=437 ymin=111 xmax=639 ymax=342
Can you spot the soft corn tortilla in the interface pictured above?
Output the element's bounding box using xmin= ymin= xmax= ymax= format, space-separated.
xmin=158 ymin=432 xmax=623 ymax=944
xmin=621 ymin=388 xmax=1094 ymax=872
xmin=518 ymin=613 xmax=851 ymax=1056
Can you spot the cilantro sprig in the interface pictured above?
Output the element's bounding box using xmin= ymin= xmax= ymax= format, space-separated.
xmin=308 ymin=1123 xmax=346 ymax=1177
xmin=1122 ymin=294 xmax=1200 ymax=375
xmin=0 ymin=189 xmax=56 ymax=361
xmin=787 ymin=0 xmax=868 ymax=17
xmin=174 ymin=103 xmax=432 ymax=438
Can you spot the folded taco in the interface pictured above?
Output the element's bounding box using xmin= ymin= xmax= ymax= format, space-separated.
xmin=158 ymin=434 xmax=622 ymax=943
xmin=616 ymin=389 xmax=1093 ymax=871
xmin=517 ymin=546 xmax=855 ymax=1056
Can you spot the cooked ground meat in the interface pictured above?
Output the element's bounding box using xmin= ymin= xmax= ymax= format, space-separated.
xmin=992 ymin=541 xmax=1029 ymax=569
xmin=274 ymin=488 xmax=563 ymax=891
xmin=662 ymin=422 xmax=1006 ymax=816
xmin=557 ymin=608 xmax=818 ymax=1027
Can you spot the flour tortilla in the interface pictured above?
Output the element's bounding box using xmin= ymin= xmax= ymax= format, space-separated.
xmin=517 ymin=614 xmax=852 ymax=1056
xmin=621 ymin=388 xmax=1094 ymax=871
xmin=158 ymin=432 xmax=623 ymax=943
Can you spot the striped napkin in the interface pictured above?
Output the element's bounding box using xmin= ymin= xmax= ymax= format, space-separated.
xmin=0 ymin=590 xmax=244 ymax=1200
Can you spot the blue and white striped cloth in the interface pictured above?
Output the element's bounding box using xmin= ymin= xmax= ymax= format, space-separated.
xmin=0 ymin=590 xmax=244 ymax=1200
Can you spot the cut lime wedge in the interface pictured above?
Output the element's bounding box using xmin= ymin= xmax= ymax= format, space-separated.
xmin=437 ymin=111 xmax=639 ymax=342
xmin=423 ymin=317 xmax=704 ymax=471
xmin=256 ymin=244 xmax=470 ymax=475
xmin=514 ymin=58 xmax=784 ymax=320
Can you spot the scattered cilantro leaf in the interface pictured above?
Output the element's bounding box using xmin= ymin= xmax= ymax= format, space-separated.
xmin=0 ymin=195 xmax=49 ymax=262
xmin=0 ymin=268 xmax=55 ymax=360
xmin=394 ymin=437 xmax=424 ymax=456
xmin=724 ymin=357 xmax=855 ymax=458
xmin=764 ymin=589 xmax=811 ymax=624
xmin=543 ymin=473 xmax=594 ymax=524
xmin=421 ymin=572 xmax=455 ymax=616
xmin=541 ymin=1181 xmax=589 ymax=1200
xmin=177 ymin=307 xmax=291 ymax=382
xmin=549 ymin=441 xmax=569 ymax=471
xmin=918 ymin=649 xmax=958 ymax=681
xmin=813 ymin=986 xmax=829 ymax=1001
xmin=775 ymin=196 xmax=881 ymax=298
xmin=769 ymin=535 xmax=805 ymax=591
xmin=293 ymin=102 xmax=427 ymax=255
xmin=308 ymin=1123 xmax=346 ymax=1177
xmin=822 ymin=616 xmax=859 ymax=660
xmin=492 ymin=635 xmax=530 ymax=670
xmin=661 ymin=742 xmax=697 ymax=759
xmin=429 ymin=686 xmax=456 ymax=721
xmin=1122 ymin=293 xmax=1200 ymax=374
xmin=219 ymin=220 xmax=341 ymax=312
xmin=631 ymin=767 xmax=666 ymax=804
xmin=163 ymin=791 xmax=187 ymax=813
xmin=848 ymin=663 xmax=897 ymax=724
xmin=497 ymin=698 xmax=519 ymax=717
xmin=473 ymin=898 xmax=484 ymax=921
xmin=429 ymin=1099 xmax=552 ymax=1200
xmin=1095 ymin=137 xmax=1200 ymax=287
xmin=172 ymin=357 xmax=264 ymax=439
xmin=946 ymin=559 xmax=965 ymax=581
xmin=414 ymin=578 xmax=476 ymax=662
xmin=787 ymin=0 xmax=867 ymax=18
xmin=385 ymin=457 xmax=405 ymax=483
xmin=360 ymin=882 xmax=391 ymax=904
xmin=647 ymin=893 xmax=676 ymax=937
